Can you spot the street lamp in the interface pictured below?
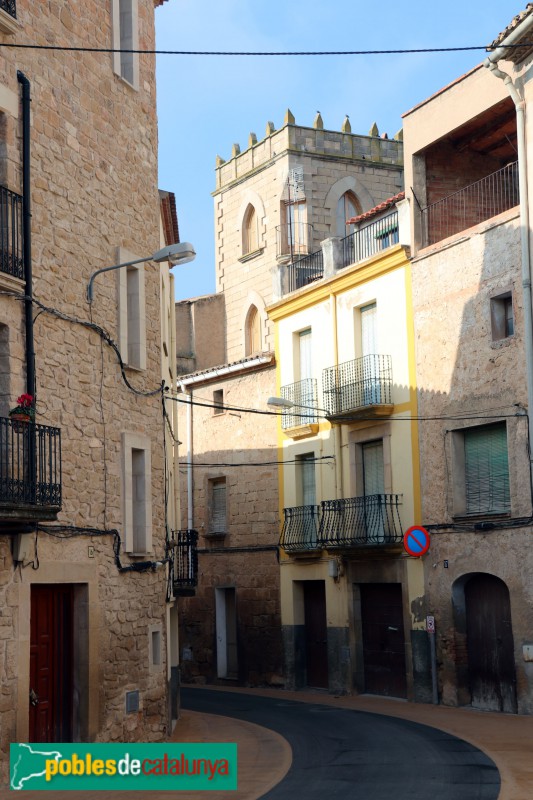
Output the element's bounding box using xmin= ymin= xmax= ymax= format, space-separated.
xmin=86 ymin=242 xmax=196 ymax=303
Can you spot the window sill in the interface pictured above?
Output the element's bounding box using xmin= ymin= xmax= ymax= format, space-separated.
xmin=204 ymin=531 xmax=227 ymax=542
xmin=452 ymin=512 xmax=510 ymax=524
xmin=239 ymin=248 xmax=264 ymax=263
xmin=0 ymin=8 xmax=19 ymax=35
xmin=283 ymin=423 xmax=319 ymax=440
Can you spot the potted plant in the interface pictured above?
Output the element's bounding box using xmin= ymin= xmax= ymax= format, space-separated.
xmin=8 ymin=394 xmax=36 ymax=428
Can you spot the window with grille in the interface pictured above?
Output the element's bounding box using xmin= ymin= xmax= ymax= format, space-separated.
xmin=463 ymin=423 xmax=510 ymax=515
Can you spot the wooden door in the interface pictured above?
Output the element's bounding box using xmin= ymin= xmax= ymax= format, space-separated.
xmin=30 ymin=585 xmax=74 ymax=742
xmin=360 ymin=583 xmax=407 ymax=698
xmin=303 ymin=581 xmax=328 ymax=689
xmin=465 ymin=574 xmax=517 ymax=713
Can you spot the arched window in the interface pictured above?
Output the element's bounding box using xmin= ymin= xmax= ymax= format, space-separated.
xmin=245 ymin=305 xmax=261 ymax=355
xmin=336 ymin=191 xmax=361 ymax=237
xmin=243 ymin=204 xmax=258 ymax=255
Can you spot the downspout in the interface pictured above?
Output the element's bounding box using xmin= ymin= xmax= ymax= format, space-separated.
xmin=17 ymin=71 xmax=35 ymax=399
xmin=178 ymin=381 xmax=194 ymax=530
xmin=331 ymin=293 xmax=344 ymax=500
xmin=484 ymin=58 xmax=533 ymax=498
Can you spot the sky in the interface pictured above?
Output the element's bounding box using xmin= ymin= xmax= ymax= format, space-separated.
xmin=155 ymin=1 xmax=524 ymax=302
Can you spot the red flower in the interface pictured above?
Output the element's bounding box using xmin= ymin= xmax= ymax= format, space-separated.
xmin=16 ymin=394 xmax=34 ymax=409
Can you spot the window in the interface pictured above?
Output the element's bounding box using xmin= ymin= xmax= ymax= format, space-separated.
xmin=117 ymin=250 xmax=146 ymax=370
xmin=149 ymin=626 xmax=162 ymax=669
xmin=242 ymin=204 xmax=258 ymax=255
xmin=213 ymin=389 xmax=224 ymax=415
xmin=209 ymin=478 xmax=227 ymax=535
xmin=491 ymin=292 xmax=514 ymax=341
xmin=453 ymin=423 xmax=510 ymax=516
xmin=112 ymin=0 xmax=139 ymax=89
xmin=297 ymin=453 xmax=317 ymax=547
xmin=336 ymin=191 xmax=361 ymax=237
xmin=245 ymin=305 xmax=261 ymax=355
xmin=122 ymin=432 xmax=152 ymax=553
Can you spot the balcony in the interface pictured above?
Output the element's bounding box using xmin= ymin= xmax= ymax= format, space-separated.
xmin=280 ymin=494 xmax=403 ymax=552
xmin=0 ymin=0 xmax=16 ymax=16
xmin=280 ymin=378 xmax=318 ymax=437
xmin=342 ymin=212 xmax=399 ymax=269
xmin=319 ymin=494 xmax=403 ymax=548
xmin=276 ymin=222 xmax=313 ymax=262
xmin=0 ymin=417 xmax=62 ymax=528
xmin=280 ymin=505 xmax=321 ymax=552
xmin=421 ymin=161 xmax=518 ymax=248
xmin=287 ymin=249 xmax=324 ymax=292
xmin=169 ymin=528 xmax=198 ymax=596
xmin=0 ymin=185 xmax=24 ymax=280
xmin=323 ymin=355 xmax=393 ymax=420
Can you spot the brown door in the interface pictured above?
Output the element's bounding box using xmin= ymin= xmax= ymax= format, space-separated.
xmin=360 ymin=583 xmax=407 ymax=698
xmin=465 ymin=574 xmax=517 ymax=713
xmin=30 ymin=584 xmax=74 ymax=742
xmin=303 ymin=581 xmax=328 ymax=689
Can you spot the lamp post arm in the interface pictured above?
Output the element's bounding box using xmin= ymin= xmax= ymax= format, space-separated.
xmin=87 ymin=255 xmax=151 ymax=303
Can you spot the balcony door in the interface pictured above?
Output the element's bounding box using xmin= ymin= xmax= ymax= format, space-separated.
xmin=298 ymin=453 xmax=317 ymax=547
xmin=360 ymin=303 xmax=380 ymax=405
xmin=362 ymin=440 xmax=385 ymax=543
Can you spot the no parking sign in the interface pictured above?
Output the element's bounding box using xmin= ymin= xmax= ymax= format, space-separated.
xmin=403 ymin=525 xmax=431 ymax=557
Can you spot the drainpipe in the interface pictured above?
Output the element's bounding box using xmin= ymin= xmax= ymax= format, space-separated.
xmin=178 ymin=381 xmax=194 ymax=529
xmin=17 ymin=71 xmax=35 ymax=399
xmin=484 ymin=58 xmax=533 ymax=498
xmin=330 ymin=293 xmax=344 ymax=500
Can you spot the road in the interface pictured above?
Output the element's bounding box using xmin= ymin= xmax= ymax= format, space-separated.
xmin=182 ymin=688 xmax=500 ymax=800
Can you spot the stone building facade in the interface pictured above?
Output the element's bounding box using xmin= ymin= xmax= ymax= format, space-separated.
xmin=0 ymin=0 xmax=179 ymax=781
xmin=403 ymin=5 xmax=533 ymax=713
xmin=176 ymin=112 xmax=404 ymax=686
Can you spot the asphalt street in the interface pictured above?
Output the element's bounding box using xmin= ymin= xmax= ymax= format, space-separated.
xmin=182 ymin=688 xmax=500 ymax=800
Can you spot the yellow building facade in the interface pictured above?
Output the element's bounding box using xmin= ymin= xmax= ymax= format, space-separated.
xmin=268 ymin=202 xmax=430 ymax=699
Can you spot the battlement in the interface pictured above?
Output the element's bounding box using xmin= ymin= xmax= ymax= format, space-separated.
xmin=214 ymin=109 xmax=403 ymax=192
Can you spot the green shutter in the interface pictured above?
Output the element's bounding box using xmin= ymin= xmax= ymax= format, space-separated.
xmin=464 ymin=423 xmax=510 ymax=514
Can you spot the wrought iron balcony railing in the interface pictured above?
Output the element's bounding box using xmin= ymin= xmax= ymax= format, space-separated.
xmin=280 ymin=494 xmax=403 ymax=552
xmin=169 ymin=528 xmax=198 ymax=594
xmin=0 ymin=0 xmax=16 ymax=19
xmin=276 ymin=222 xmax=313 ymax=260
xmin=319 ymin=494 xmax=403 ymax=548
xmin=0 ymin=185 xmax=24 ymax=280
xmin=280 ymin=378 xmax=318 ymax=430
xmin=322 ymin=355 xmax=393 ymax=418
xmin=287 ymin=249 xmax=324 ymax=292
xmin=0 ymin=417 xmax=61 ymax=514
xmin=280 ymin=505 xmax=321 ymax=552
xmin=342 ymin=211 xmax=399 ymax=269
xmin=421 ymin=161 xmax=519 ymax=248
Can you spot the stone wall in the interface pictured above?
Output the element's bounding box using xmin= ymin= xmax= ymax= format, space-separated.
xmin=0 ymin=0 xmax=170 ymax=781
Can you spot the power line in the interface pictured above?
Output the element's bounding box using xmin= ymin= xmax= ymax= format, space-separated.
xmin=0 ymin=43 xmax=527 ymax=57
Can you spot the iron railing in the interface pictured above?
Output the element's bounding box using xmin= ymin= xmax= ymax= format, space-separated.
xmin=280 ymin=505 xmax=321 ymax=552
xmin=276 ymin=222 xmax=313 ymax=260
xmin=319 ymin=494 xmax=403 ymax=548
xmin=342 ymin=211 xmax=399 ymax=268
xmin=0 ymin=185 xmax=24 ymax=280
xmin=280 ymin=494 xmax=403 ymax=551
xmin=280 ymin=378 xmax=318 ymax=429
xmin=169 ymin=528 xmax=198 ymax=591
xmin=0 ymin=417 xmax=61 ymax=510
xmin=0 ymin=0 xmax=16 ymax=18
xmin=287 ymin=249 xmax=324 ymax=292
xmin=322 ymin=355 xmax=393 ymax=417
xmin=421 ymin=161 xmax=519 ymax=247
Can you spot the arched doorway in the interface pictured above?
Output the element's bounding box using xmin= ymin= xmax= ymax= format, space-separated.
xmin=464 ymin=573 xmax=517 ymax=713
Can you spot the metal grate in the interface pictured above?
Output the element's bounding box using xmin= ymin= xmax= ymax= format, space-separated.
xmin=280 ymin=505 xmax=321 ymax=552
xmin=0 ymin=185 xmax=24 ymax=280
xmin=169 ymin=529 xmax=198 ymax=589
xmin=125 ymin=690 xmax=140 ymax=714
xmin=279 ymin=378 xmax=318 ymax=429
xmin=342 ymin=211 xmax=399 ymax=268
xmin=0 ymin=0 xmax=16 ymax=18
xmin=0 ymin=418 xmax=62 ymax=509
xmin=319 ymin=494 xmax=403 ymax=548
xmin=421 ymin=161 xmax=519 ymax=247
xmin=322 ymin=355 xmax=393 ymax=416
xmin=275 ymin=222 xmax=313 ymax=260
xmin=287 ymin=249 xmax=324 ymax=292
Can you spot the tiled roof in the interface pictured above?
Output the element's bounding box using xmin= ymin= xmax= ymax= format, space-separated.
xmin=347 ymin=191 xmax=405 ymax=225
xmin=489 ymin=5 xmax=533 ymax=62
xmin=159 ymin=190 xmax=180 ymax=246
